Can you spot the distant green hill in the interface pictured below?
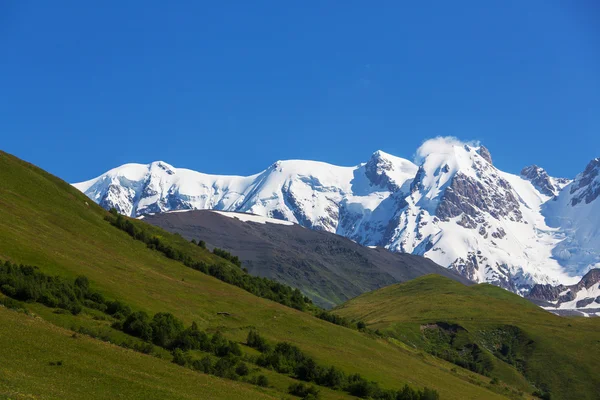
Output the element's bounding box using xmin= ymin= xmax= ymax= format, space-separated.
xmin=0 ymin=150 xmax=515 ymax=399
xmin=333 ymin=275 xmax=600 ymax=400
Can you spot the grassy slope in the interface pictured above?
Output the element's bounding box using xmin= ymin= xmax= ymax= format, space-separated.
xmin=0 ymin=150 xmax=511 ymax=399
xmin=333 ymin=275 xmax=600 ymax=400
xmin=0 ymin=307 xmax=279 ymax=400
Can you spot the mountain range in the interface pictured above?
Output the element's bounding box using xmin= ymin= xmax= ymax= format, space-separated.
xmin=73 ymin=137 xmax=600 ymax=296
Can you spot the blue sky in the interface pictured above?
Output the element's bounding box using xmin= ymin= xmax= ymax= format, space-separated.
xmin=1 ymin=1 xmax=599 ymax=182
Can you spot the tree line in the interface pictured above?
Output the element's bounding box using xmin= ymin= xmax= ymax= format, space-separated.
xmin=247 ymin=330 xmax=440 ymax=400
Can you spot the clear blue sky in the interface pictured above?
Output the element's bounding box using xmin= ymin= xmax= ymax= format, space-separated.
xmin=1 ymin=1 xmax=599 ymax=182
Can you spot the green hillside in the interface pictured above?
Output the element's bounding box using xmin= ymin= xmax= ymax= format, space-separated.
xmin=333 ymin=274 xmax=600 ymax=400
xmin=0 ymin=150 xmax=520 ymax=400
xmin=0 ymin=306 xmax=279 ymax=400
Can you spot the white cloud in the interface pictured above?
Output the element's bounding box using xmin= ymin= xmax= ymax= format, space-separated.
xmin=414 ymin=136 xmax=480 ymax=164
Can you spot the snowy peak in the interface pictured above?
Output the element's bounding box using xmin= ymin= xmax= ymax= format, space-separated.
xmin=364 ymin=150 xmax=417 ymax=192
xmin=476 ymin=145 xmax=493 ymax=164
xmin=521 ymin=165 xmax=559 ymax=197
xmin=569 ymin=158 xmax=600 ymax=206
xmin=520 ymin=164 xmax=571 ymax=197
xmin=410 ymin=142 xmax=521 ymax=224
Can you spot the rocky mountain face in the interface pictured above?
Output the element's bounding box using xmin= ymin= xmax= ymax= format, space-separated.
xmin=527 ymin=269 xmax=600 ymax=316
xmin=520 ymin=165 xmax=570 ymax=197
xmin=141 ymin=209 xmax=472 ymax=308
xmin=73 ymin=138 xmax=598 ymax=295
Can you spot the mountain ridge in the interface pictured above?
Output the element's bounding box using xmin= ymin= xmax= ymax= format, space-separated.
xmin=73 ymin=138 xmax=598 ymax=294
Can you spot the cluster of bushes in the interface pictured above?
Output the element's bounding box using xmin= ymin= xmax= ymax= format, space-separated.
xmin=107 ymin=211 xmax=313 ymax=311
xmin=113 ymin=310 xmax=243 ymax=359
xmin=192 ymin=261 xmax=309 ymax=310
xmin=315 ymin=311 xmax=350 ymax=327
xmin=247 ymin=331 xmax=439 ymax=400
xmin=172 ymin=350 xmax=269 ymax=385
xmin=315 ymin=311 xmax=366 ymax=331
xmin=111 ymin=310 xmax=271 ymax=388
xmin=289 ymin=382 xmax=320 ymax=399
xmin=191 ymin=239 xmax=207 ymax=249
xmin=190 ymin=237 xmax=242 ymax=267
xmin=422 ymin=325 xmax=494 ymax=376
xmin=211 ymin=247 xmax=242 ymax=267
xmin=479 ymin=325 xmax=532 ymax=374
xmin=0 ymin=261 xmax=108 ymax=316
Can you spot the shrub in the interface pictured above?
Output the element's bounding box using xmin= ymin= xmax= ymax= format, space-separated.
xmin=70 ymin=303 xmax=83 ymax=315
xmin=172 ymin=348 xmax=190 ymax=366
xmin=235 ymin=362 xmax=250 ymax=376
xmin=106 ymin=300 xmax=132 ymax=319
xmin=213 ymin=356 xmax=239 ymax=379
xmin=255 ymin=375 xmax=269 ymax=387
xmin=151 ymin=312 xmax=184 ymax=348
xmin=317 ymin=366 xmax=344 ymax=389
xmin=288 ymin=382 xmax=320 ymax=398
xmin=316 ymin=311 xmax=349 ymax=328
xmin=74 ymin=276 xmax=90 ymax=295
xmin=1 ymin=284 xmax=16 ymax=297
xmin=172 ymin=323 xmax=211 ymax=351
xmin=123 ymin=311 xmax=153 ymax=341
xmin=192 ymin=356 xmax=213 ymax=373
xmin=247 ymin=330 xmax=271 ymax=352
xmin=345 ymin=374 xmax=377 ymax=398
xmin=420 ymin=387 xmax=441 ymax=400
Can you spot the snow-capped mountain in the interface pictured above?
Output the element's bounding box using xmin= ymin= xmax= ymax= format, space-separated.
xmin=527 ymin=268 xmax=600 ymax=316
xmin=74 ymin=137 xmax=598 ymax=293
xmin=543 ymin=158 xmax=600 ymax=276
xmin=75 ymin=151 xmax=417 ymax=233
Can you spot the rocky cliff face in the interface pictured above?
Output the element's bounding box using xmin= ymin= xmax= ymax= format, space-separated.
xmin=73 ymin=138 xmax=599 ymax=294
xmin=521 ymin=165 xmax=565 ymax=197
xmin=527 ymin=269 xmax=600 ymax=316
xmin=569 ymin=158 xmax=600 ymax=206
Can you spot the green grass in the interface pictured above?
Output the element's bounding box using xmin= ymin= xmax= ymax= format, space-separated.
xmin=0 ymin=152 xmax=516 ymax=399
xmin=0 ymin=306 xmax=281 ymax=400
xmin=333 ymin=274 xmax=600 ymax=400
